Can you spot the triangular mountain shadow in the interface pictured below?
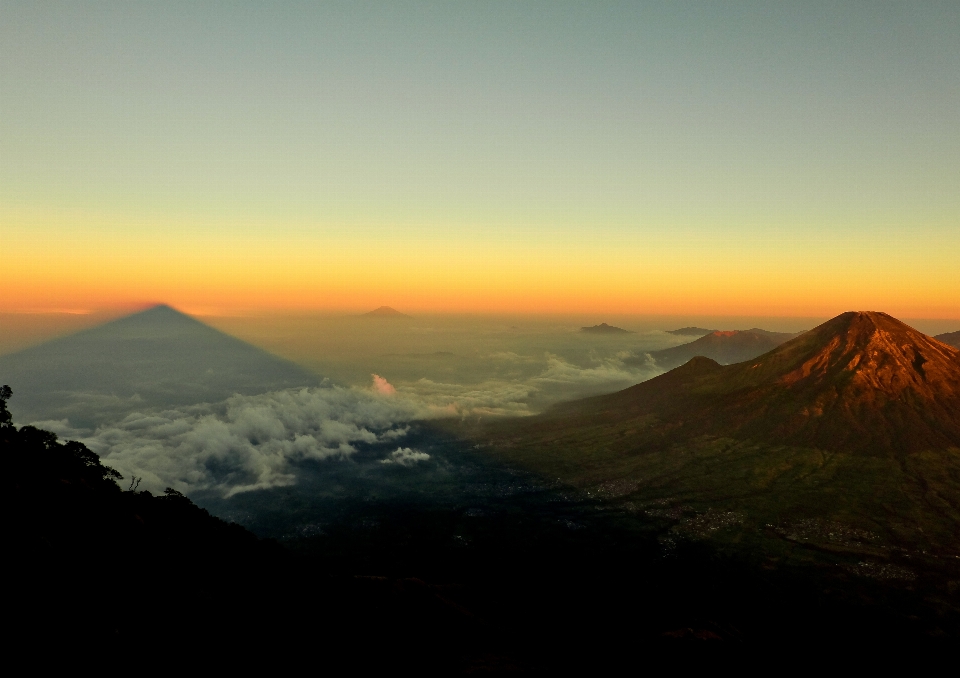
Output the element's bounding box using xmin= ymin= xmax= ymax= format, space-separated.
xmin=362 ymin=306 xmax=411 ymax=318
xmin=0 ymin=305 xmax=321 ymax=430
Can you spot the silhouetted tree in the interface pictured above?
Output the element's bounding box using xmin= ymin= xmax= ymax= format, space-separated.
xmin=2 ymin=385 xmax=122 ymax=491
xmin=0 ymin=384 xmax=12 ymax=424
xmin=1 ymin=384 xmax=13 ymax=442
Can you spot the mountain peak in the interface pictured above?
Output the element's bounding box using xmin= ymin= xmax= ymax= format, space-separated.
xmin=666 ymin=327 xmax=716 ymax=336
xmin=701 ymin=311 xmax=960 ymax=452
xmin=581 ymin=323 xmax=632 ymax=334
xmin=646 ymin=327 xmax=800 ymax=370
xmin=592 ymin=311 xmax=960 ymax=454
xmin=763 ymin=311 xmax=960 ymax=399
xmin=362 ymin=306 xmax=411 ymax=318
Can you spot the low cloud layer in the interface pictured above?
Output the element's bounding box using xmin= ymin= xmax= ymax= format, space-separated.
xmin=79 ymin=386 xmax=426 ymax=497
xmin=534 ymin=351 xmax=656 ymax=387
xmin=392 ymin=351 xmax=662 ymax=418
xmin=29 ymin=349 xmax=665 ymax=498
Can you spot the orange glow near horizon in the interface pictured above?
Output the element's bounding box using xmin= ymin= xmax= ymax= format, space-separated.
xmin=6 ymin=260 xmax=958 ymax=319
xmin=4 ymin=5 xmax=959 ymax=324
xmin=2 ymin=204 xmax=957 ymax=319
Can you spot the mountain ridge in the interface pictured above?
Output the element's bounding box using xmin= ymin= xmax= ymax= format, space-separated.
xmin=538 ymin=312 xmax=960 ymax=455
xmin=638 ymin=327 xmax=802 ymax=370
xmin=471 ymin=311 xmax=960 ymax=557
xmin=935 ymin=330 xmax=960 ymax=349
xmin=665 ymin=327 xmax=716 ymax=336
xmin=581 ymin=323 xmax=632 ymax=334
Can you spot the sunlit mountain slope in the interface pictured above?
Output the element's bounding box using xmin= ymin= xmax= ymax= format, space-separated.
xmin=475 ymin=312 xmax=960 ymax=554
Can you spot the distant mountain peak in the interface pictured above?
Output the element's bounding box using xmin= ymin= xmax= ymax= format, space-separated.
xmin=666 ymin=327 xmax=717 ymax=336
xmin=581 ymin=323 xmax=632 ymax=334
xmin=935 ymin=329 xmax=960 ymax=349
xmin=362 ymin=306 xmax=411 ymax=318
xmin=136 ymin=303 xmax=181 ymax=315
xmin=645 ymin=327 xmax=800 ymax=370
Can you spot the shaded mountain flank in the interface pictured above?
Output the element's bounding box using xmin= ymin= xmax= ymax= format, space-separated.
xmin=362 ymin=305 xmax=412 ymax=318
xmin=936 ymin=330 xmax=960 ymax=349
xmin=474 ymin=312 xmax=960 ymax=558
xmin=638 ymin=328 xmax=803 ymax=370
xmin=581 ymin=323 xmax=632 ymax=334
xmin=0 ymin=305 xmax=320 ymax=430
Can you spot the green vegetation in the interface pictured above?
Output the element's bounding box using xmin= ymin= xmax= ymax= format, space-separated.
xmin=5 ymin=378 xmax=959 ymax=659
xmin=461 ymin=312 xmax=960 ymax=607
xmin=482 ymin=427 xmax=960 ymax=556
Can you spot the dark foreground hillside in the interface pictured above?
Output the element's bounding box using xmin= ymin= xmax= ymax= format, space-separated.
xmin=4 ymin=383 xmax=957 ymax=670
xmin=2 ymin=385 xmax=486 ymax=669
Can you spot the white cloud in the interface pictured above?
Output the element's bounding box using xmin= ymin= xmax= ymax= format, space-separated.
xmin=533 ymin=352 xmax=649 ymax=387
xmin=371 ymin=374 xmax=396 ymax=395
xmin=49 ymin=352 xmax=663 ymax=498
xmin=79 ymin=386 xmax=423 ymax=497
xmin=380 ymin=447 xmax=431 ymax=466
xmin=399 ymin=378 xmax=534 ymax=418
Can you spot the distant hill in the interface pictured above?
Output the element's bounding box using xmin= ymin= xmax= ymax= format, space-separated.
xmin=0 ymin=305 xmax=320 ymax=430
xmin=643 ymin=328 xmax=802 ymax=369
xmin=478 ymin=312 xmax=960 ymax=556
xmin=666 ymin=327 xmax=716 ymax=336
xmin=935 ymin=330 xmax=960 ymax=349
xmin=363 ymin=306 xmax=411 ymax=318
xmin=581 ymin=323 xmax=632 ymax=334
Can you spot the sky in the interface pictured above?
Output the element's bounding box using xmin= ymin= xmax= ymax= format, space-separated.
xmin=2 ymin=1 xmax=958 ymax=318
